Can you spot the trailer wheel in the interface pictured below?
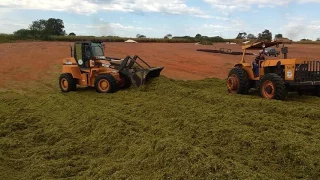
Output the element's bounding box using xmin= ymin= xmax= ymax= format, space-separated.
xmin=95 ymin=74 xmax=117 ymax=93
xmin=260 ymin=73 xmax=286 ymax=100
xmin=59 ymin=73 xmax=77 ymax=92
xmin=226 ymin=67 xmax=250 ymax=94
xmin=118 ymin=73 xmax=132 ymax=89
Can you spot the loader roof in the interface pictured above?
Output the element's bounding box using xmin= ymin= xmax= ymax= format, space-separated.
xmin=74 ymin=41 xmax=104 ymax=44
xmin=242 ymin=41 xmax=282 ymax=50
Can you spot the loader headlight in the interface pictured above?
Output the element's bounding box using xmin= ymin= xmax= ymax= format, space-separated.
xmin=287 ymin=70 xmax=293 ymax=78
xmin=78 ymin=59 xmax=83 ymax=65
xmin=102 ymin=64 xmax=110 ymax=68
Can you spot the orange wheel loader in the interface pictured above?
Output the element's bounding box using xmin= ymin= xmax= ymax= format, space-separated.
xmin=59 ymin=41 xmax=164 ymax=93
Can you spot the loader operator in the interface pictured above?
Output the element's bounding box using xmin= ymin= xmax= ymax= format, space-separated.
xmin=252 ymin=51 xmax=266 ymax=77
xmin=82 ymin=45 xmax=92 ymax=68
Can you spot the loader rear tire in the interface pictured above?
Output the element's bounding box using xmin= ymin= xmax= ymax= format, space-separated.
xmin=260 ymin=73 xmax=286 ymax=100
xmin=59 ymin=73 xmax=77 ymax=92
xmin=226 ymin=67 xmax=250 ymax=94
xmin=95 ymin=74 xmax=117 ymax=93
xmin=118 ymin=73 xmax=132 ymax=89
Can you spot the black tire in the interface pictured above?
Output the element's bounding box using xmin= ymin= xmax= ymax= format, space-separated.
xmin=119 ymin=73 xmax=132 ymax=89
xmin=260 ymin=73 xmax=286 ymax=100
xmin=59 ymin=73 xmax=77 ymax=92
xmin=94 ymin=74 xmax=117 ymax=93
xmin=226 ymin=67 xmax=250 ymax=94
xmin=314 ymin=86 xmax=320 ymax=97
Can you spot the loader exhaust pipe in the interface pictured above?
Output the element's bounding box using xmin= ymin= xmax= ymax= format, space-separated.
xmin=281 ymin=46 xmax=288 ymax=59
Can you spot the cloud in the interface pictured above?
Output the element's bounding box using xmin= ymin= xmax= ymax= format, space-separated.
xmin=183 ymin=19 xmax=247 ymax=37
xmin=0 ymin=9 xmax=29 ymax=33
xmin=65 ymin=22 xmax=154 ymax=37
xmin=202 ymin=0 xmax=319 ymax=13
xmin=281 ymin=15 xmax=320 ymax=40
xmin=0 ymin=0 xmax=223 ymax=19
xmin=307 ymin=21 xmax=320 ymax=30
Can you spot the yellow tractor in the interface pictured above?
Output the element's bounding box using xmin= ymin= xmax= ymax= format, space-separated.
xmin=59 ymin=41 xmax=164 ymax=93
xmin=226 ymin=41 xmax=320 ymax=100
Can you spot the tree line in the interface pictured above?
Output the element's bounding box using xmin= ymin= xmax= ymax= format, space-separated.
xmin=13 ymin=18 xmax=75 ymax=40
xmin=6 ymin=17 xmax=320 ymax=43
xmin=235 ymin=29 xmax=284 ymax=41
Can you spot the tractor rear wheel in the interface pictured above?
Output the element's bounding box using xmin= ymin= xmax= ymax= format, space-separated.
xmin=95 ymin=74 xmax=117 ymax=93
xmin=118 ymin=73 xmax=132 ymax=89
xmin=59 ymin=73 xmax=77 ymax=92
xmin=260 ymin=73 xmax=286 ymax=100
xmin=226 ymin=67 xmax=250 ymax=94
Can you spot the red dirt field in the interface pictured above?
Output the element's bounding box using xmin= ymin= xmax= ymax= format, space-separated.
xmin=0 ymin=41 xmax=320 ymax=87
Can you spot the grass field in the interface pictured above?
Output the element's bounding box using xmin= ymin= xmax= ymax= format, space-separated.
xmin=1 ymin=73 xmax=320 ymax=179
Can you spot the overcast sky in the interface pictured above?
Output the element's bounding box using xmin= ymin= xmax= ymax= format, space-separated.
xmin=1 ymin=0 xmax=320 ymax=40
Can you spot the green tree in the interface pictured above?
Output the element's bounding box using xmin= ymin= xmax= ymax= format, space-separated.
xmin=137 ymin=34 xmax=146 ymax=38
xmin=29 ymin=19 xmax=47 ymax=38
xmin=236 ymin=32 xmax=247 ymax=39
xmin=28 ymin=18 xmax=66 ymax=39
xmin=45 ymin=18 xmax=65 ymax=36
xmin=165 ymin=34 xmax=173 ymax=39
xmin=69 ymin=32 xmax=76 ymax=36
xmin=275 ymin=34 xmax=283 ymax=39
xmin=247 ymin=34 xmax=256 ymax=39
xmin=258 ymin=29 xmax=272 ymax=41
xmin=195 ymin=34 xmax=202 ymax=39
xmin=13 ymin=29 xmax=33 ymax=39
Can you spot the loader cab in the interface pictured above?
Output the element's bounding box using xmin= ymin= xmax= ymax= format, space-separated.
xmin=73 ymin=41 xmax=106 ymax=68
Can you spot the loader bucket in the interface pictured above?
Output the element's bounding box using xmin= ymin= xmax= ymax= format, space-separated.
xmin=116 ymin=55 xmax=164 ymax=87
xmin=146 ymin=67 xmax=164 ymax=80
xmin=128 ymin=67 xmax=164 ymax=87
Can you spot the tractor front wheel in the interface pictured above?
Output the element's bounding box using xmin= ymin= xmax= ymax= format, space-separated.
xmin=226 ymin=67 xmax=250 ymax=94
xmin=260 ymin=73 xmax=286 ymax=100
xmin=95 ymin=74 xmax=117 ymax=93
xmin=59 ymin=73 xmax=77 ymax=92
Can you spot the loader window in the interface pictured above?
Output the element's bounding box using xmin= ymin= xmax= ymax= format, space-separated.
xmin=91 ymin=43 xmax=104 ymax=56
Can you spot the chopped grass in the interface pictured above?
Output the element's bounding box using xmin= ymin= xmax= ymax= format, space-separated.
xmin=0 ymin=76 xmax=320 ymax=179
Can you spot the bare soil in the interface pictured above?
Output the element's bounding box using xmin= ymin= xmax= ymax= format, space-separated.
xmin=0 ymin=42 xmax=320 ymax=87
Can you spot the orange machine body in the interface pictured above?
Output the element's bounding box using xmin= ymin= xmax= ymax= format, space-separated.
xmin=226 ymin=41 xmax=320 ymax=100
xmin=62 ymin=57 xmax=122 ymax=87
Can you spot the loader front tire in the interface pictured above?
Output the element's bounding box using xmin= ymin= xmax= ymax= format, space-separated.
xmin=226 ymin=67 xmax=250 ymax=94
xmin=260 ymin=73 xmax=286 ymax=100
xmin=314 ymin=86 xmax=320 ymax=97
xmin=118 ymin=73 xmax=132 ymax=89
xmin=95 ymin=74 xmax=117 ymax=93
xmin=59 ymin=73 xmax=77 ymax=92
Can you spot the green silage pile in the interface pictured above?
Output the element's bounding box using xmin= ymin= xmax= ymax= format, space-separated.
xmin=0 ymin=77 xmax=319 ymax=179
